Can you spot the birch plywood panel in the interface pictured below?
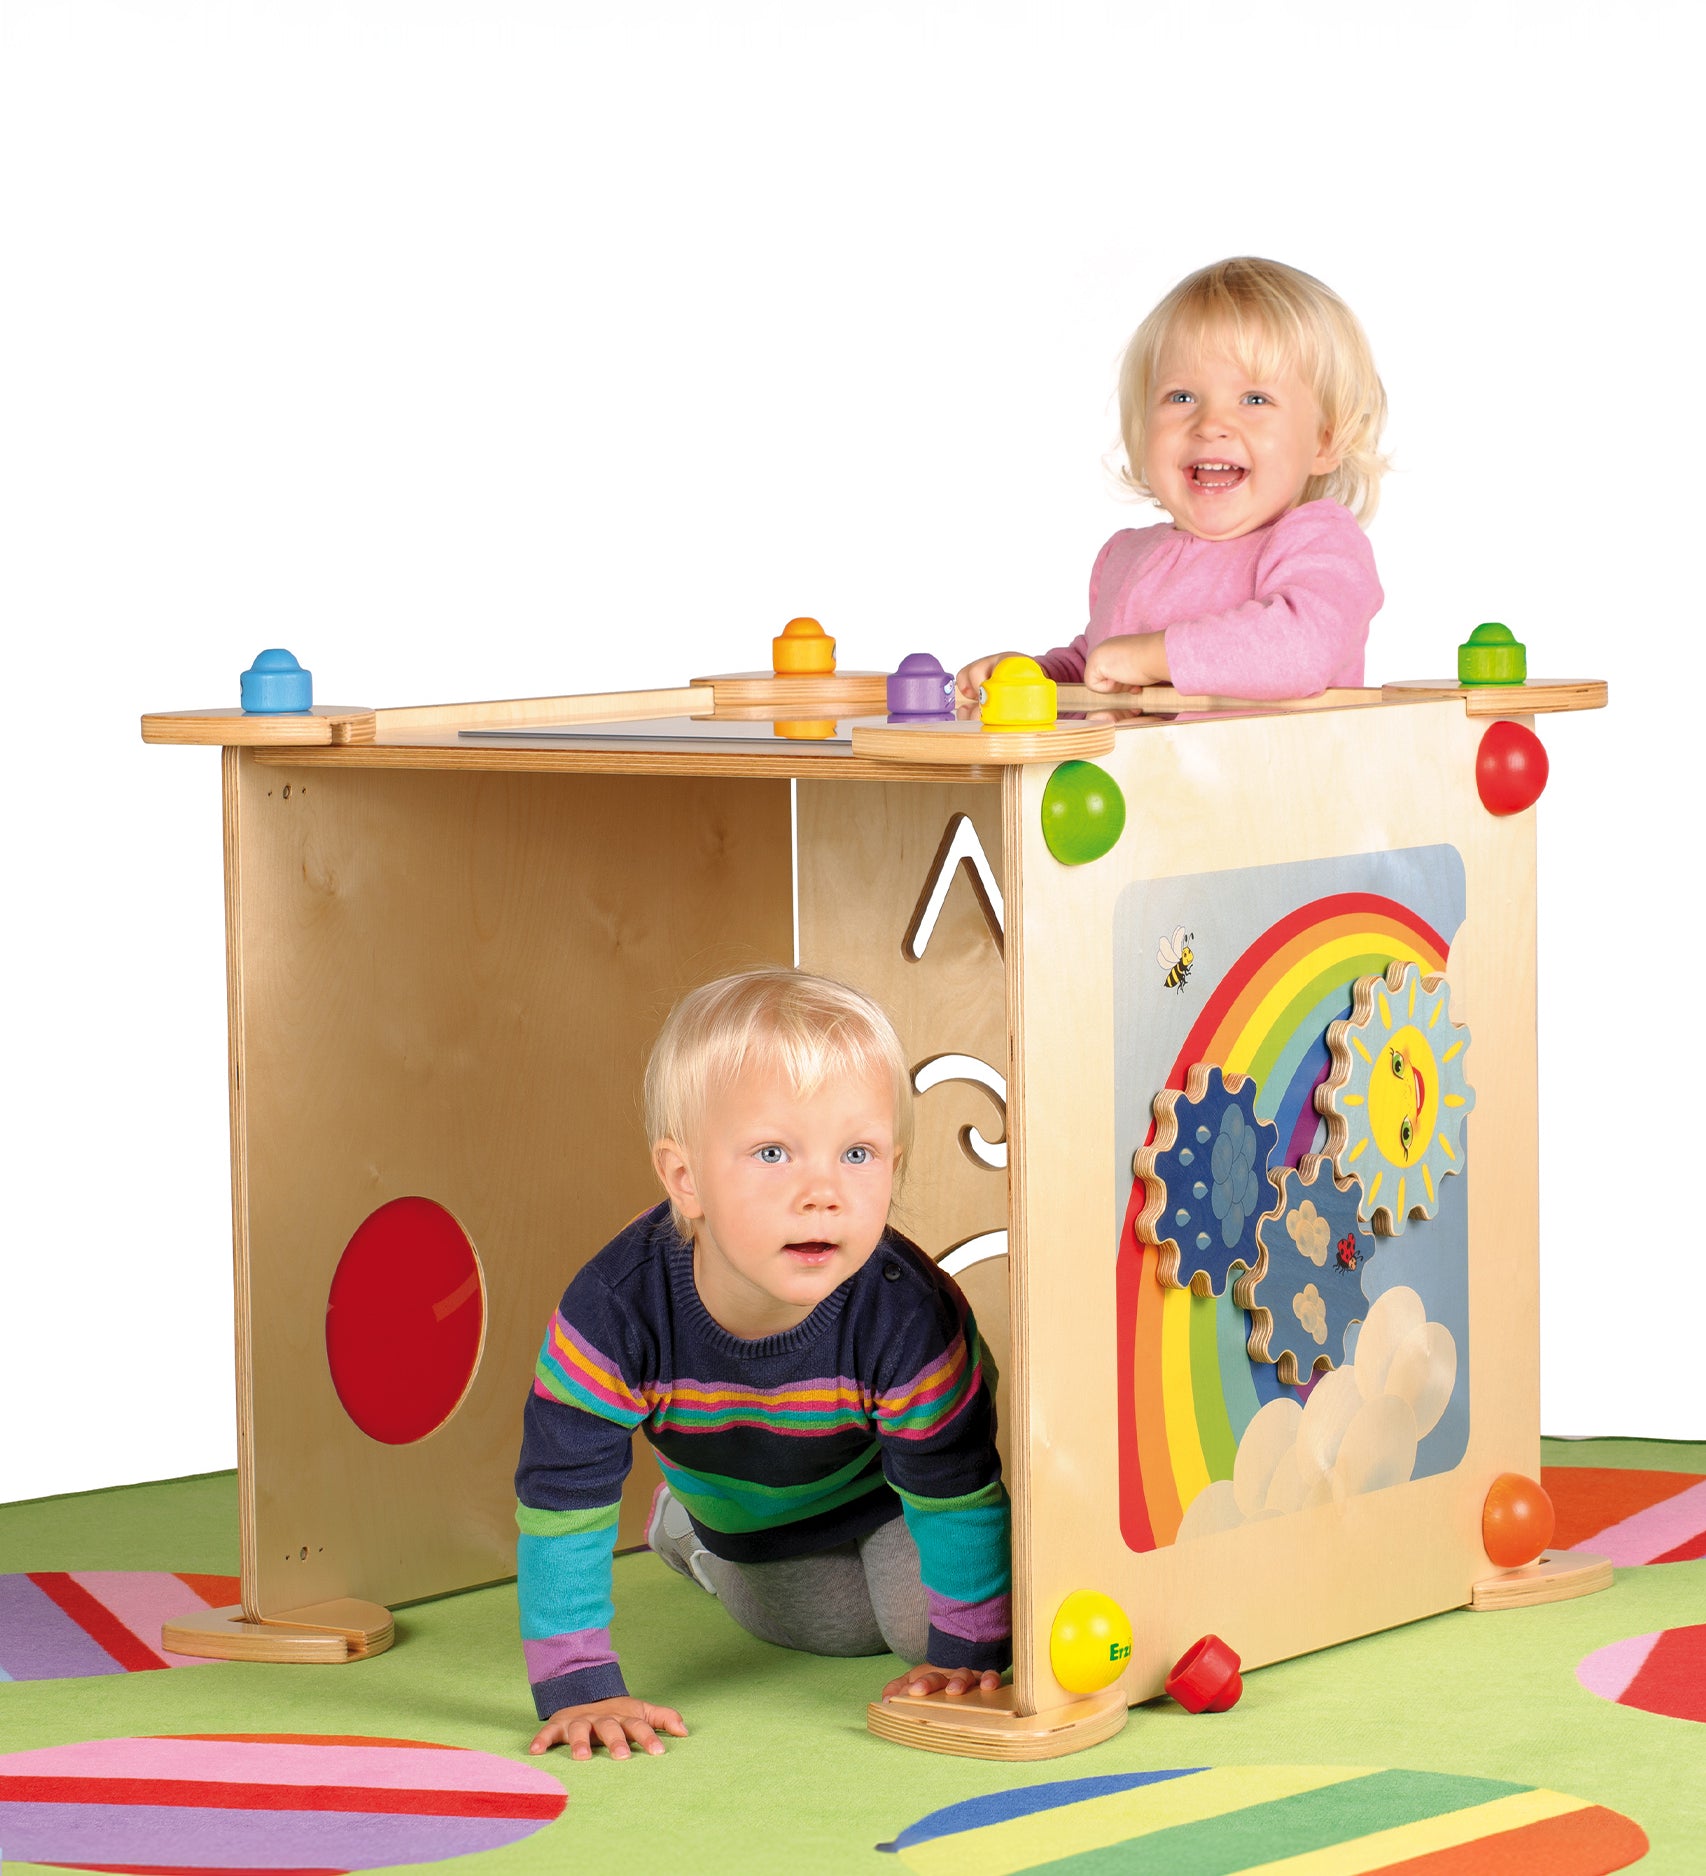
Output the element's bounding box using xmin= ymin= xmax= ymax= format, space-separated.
xmin=225 ymin=756 xmax=792 ymax=1617
xmin=1003 ymin=701 xmax=1539 ymax=1715
xmin=795 ymin=780 xmax=1009 ymax=1270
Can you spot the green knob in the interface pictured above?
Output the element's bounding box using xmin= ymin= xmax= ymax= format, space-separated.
xmin=1458 ymin=621 xmax=1527 ymax=687
xmin=1041 ymin=761 xmax=1126 ymax=865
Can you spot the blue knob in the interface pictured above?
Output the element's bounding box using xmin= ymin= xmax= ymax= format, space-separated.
xmin=241 ymin=648 xmax=313 ymax=714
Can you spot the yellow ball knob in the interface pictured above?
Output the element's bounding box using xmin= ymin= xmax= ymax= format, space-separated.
xmin=981 ymin=654 xmax=1057 ymax=731
xmin=1049 ymin=1589 xmax=1133 ymax=1694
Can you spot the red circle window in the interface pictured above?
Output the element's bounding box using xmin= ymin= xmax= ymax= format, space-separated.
xmin=325 ymin=1197 xmax=486 ymax=1445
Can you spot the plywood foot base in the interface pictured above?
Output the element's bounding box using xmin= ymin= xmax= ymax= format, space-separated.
xmin=866 ymin=1683 xmax=1129 ymax=1760
xmin=1469 ymin=1548 xmax=1614 ymax=1610
xmin=162 ymin=1598 xmax=395 ymax=1663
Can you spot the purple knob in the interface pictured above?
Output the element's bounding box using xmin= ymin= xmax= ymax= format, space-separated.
xmin=887 ymin=652 xmax=953 ymax=719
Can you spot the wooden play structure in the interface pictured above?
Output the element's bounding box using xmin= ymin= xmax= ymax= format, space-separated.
xmin=142 ymin=658 xmax=1609 ymax=1755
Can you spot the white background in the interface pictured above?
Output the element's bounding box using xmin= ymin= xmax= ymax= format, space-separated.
xmin=3 ymin=1 xmax=1699 ymax=1503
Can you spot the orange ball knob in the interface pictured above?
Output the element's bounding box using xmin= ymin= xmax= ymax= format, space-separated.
xmin=1482 ymin=1472 xmax=1555 ymax=1568
xmin=772 ymin=616 xmax=837 ymax=676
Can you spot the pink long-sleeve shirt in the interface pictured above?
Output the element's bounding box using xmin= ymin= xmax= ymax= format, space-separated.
xmin=1036 ymin=499 xmax=1382 ymax=701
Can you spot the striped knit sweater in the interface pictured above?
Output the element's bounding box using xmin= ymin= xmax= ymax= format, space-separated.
xmin=515 ymin=1204 xmax=1011 ymax=1719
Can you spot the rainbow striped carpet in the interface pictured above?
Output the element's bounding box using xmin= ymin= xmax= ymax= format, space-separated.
xmin=878 ymin=1765 xmax=1646 ymax=1874
xmin=0 ymin=1443 xmax=1700 ymax=1874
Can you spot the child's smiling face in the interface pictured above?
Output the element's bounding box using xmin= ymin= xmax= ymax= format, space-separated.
xmin=653 ymin=1062 xmax=899 ymax=1341
xmin=1144 ymin=344 xmax=1340 ymax=542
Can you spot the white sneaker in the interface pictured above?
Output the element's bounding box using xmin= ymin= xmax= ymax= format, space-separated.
xmin=645 ymin=1481 xmax=718 ymax=1594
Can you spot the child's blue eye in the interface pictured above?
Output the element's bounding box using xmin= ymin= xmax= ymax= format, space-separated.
xmin=844 ymin=1145 xmax=872 ymax=1164
xmin=1241 ymin=392 xmax=1270 ymax=404
xmin=756 ymin=1145 xmax=787 ymax=1164
xmin=1164 ymin=390 xmax=1194 ymax=404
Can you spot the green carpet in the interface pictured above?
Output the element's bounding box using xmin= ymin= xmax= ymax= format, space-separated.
xmin=1 ymin=1448 xmax=1701 ymax=1874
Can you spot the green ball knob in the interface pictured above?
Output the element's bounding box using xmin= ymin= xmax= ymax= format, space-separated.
xmin=1458 ymin=621 xmax=1527 ymax=687
xmin=1041 ymin=761 xmax=1126 ymax=865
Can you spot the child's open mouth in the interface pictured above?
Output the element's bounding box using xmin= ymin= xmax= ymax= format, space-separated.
xmin=784 ymin=1241 xmax=837 ymax=1264
xmin=1189 ymin=461 xmax=1248 ymax=489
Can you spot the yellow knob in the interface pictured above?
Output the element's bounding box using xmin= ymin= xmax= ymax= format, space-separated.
xmin=981 ymin=654 xmax=1057 ymax=731
xmin=1049 ymin=1589 xmax=1133 ymax=1694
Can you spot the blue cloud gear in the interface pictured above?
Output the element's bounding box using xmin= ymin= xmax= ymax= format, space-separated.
xmin=1248 ymin=1155 xmax=1377 ymax=1383
xmin=1135 ymin=1065 xmax=1280 ymax=1298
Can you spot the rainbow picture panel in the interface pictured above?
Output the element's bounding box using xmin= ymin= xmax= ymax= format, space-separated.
xmin=1113 ymin=849 xmax=1470 ymax=1553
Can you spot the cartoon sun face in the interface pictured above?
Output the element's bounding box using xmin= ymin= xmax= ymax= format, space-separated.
xmin=1317 ymin=961 xmax=1474 ymax=1235
xmin=1366 ymin=1022 xmax=1441 ymax=1168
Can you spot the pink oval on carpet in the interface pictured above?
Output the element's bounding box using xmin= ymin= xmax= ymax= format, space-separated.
xmin=0 ymin=1573 xmax=239 ymax=1681
xmin=0 ymin=1732 xmax=567 ymax=1872
xmin=1578 ymin=1624 xmax=1706 ymax=1723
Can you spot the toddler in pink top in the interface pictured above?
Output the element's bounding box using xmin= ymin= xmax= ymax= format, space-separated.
xmin=956 ymin=258 xmax=1389 ymax=705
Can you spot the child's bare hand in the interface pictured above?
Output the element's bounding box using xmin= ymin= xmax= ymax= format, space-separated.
xmin=529 ymin=1695 xmax=688 ymax=1760
xmin=954 ymin=652 xmax=1023 ymax=708
xmin=1084 ymin=631 xmax=1168 ymax=691
xmin=881 ymin=1662 xmax=1005 ymax=1700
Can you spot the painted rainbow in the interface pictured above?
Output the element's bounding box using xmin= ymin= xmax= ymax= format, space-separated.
xmin=1117 ymin=893 xmax=1450 ymax=1552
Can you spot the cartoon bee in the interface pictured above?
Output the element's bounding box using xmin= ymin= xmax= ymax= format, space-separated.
xmin=1157 ymin=926 xmax=1195 ymax=994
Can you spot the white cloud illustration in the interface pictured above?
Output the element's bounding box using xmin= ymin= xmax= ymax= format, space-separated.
xmin=1286 ymin=1199 xmax=1331 ymax=1266
xmin=1175 ymin=1285 xmax=1456 ymax=1543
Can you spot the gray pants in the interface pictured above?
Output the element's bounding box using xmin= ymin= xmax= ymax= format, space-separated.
xmin=697 ymin=1514 xmax=929 ymax=1663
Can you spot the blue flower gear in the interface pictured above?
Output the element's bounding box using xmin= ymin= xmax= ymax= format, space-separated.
xmin=1246 ymin=1154 xmax=1376 ymax=1384
xmin=1133 ymin=1063 xmax=1280 ymax=1298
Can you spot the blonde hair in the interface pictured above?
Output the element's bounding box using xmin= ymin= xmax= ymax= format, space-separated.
xmin=644 ymin=968 xmax=914 ymax=1238
xmin=1117 ymin=257 xmax=1390 ymax=525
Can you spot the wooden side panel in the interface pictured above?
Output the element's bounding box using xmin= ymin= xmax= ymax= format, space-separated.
xmin=796 ymin=778 xmax=1012 ymax=1486
xmin=226 ymin=757 xmax=792 ymax=1615
xmin=1005 ymin=701 xmax=1540 ymax=1712
xmin=795 ymin=779 xmax=1008 ymax=1269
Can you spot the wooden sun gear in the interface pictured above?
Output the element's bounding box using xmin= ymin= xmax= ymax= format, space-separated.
xmin=1317 ymin=960 xmax=1475 ymax=1235
xmin=142 ymin=669 xmax=1607 ymax=1748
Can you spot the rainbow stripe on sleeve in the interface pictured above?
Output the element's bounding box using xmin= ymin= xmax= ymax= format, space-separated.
xmin=532 ymin=1315 xmax=650 ymax=1427
xmin=876 ymin=1327 xmax=983 ymax=1442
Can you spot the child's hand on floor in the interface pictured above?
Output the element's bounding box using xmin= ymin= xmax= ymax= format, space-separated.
xmin=530 ymin=1695 xmax=689 ymax=1759
xmin=881 ymin=1662 xmax=1005 ymax=1700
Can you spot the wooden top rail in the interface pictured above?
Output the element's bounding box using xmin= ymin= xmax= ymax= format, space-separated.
xmin=141 ymin=673 xmax=1608 ymax=763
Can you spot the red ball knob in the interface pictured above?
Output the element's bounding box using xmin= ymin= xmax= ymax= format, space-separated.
xmin=1476 ymin=720 xmax=1549 ymax=816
